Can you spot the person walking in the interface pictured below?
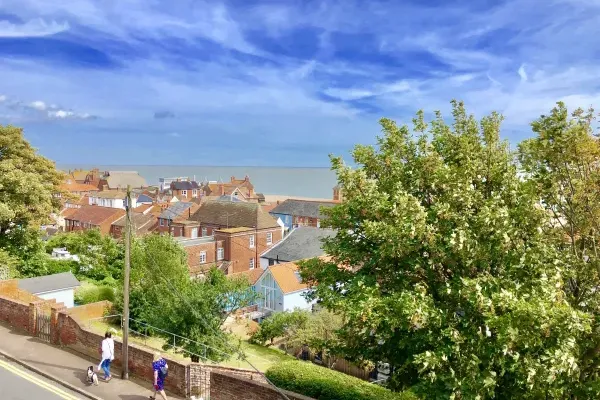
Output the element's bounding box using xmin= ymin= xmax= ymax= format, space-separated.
xmin=98 ymin=331 xmax=115 ymax=382
xmin=150 ymin=353 xmax=169 ymax=400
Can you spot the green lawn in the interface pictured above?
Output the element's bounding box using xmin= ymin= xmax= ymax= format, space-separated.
xmin=87 ymin=318 xmax=293 ymax=371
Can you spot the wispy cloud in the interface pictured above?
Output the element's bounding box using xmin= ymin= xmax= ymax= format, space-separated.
xmin=0 ymin=18 xmax=68 ymax=38
xmin=0 ymin=0 xmax=599 ymax=165
xmin=0 ymin=94 xmax=98 ymax=121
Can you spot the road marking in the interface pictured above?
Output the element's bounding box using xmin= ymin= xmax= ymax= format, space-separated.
xmin=0 ymin=359 xmax=81 ymax=400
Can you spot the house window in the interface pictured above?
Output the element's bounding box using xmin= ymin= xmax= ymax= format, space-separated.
xmin=200 ymin=251 xmax=206 ymax=264
xmin=249 ymin=235 xmax=255 ymax=248
xmin=160 ymin=219 xmax=164 ymax=227
xmin=249 ymin=258 xmax=255 ymax=269
xmin=181 ymin=190 xmax=187 ymax=196
xmin=266 ymin=232 xmax=273 ymax=245
xmin=202 ymin=227 xmax=208 ymax=237
xmin=217 ymin=247 xmax=224 ymax=261
xmin=192 ymin=189 xmax=198 ymax=197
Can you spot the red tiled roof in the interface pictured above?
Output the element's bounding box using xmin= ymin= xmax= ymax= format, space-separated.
xmin=66 ymin=206 xmax=125 ymax=230
xmin=267 ymin=262 xmax=307 ymax=294
xmin=228 ymin=268 xmax=264 ymax=285
xmin=60 ymin=182 xmax=99 ymax=193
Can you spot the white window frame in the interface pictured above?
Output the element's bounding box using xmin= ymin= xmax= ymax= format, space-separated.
xmin=181 ymin=190 xmax=187 ymax=196
xmin=217 ymin=247 xmax=224 ymax=261
xmin=249 ymin=235 xmax=255 ymax=248
xmin=266 ymin=232 xmax=273 ymax=245
xmin=202 ymin=227 xmax=208 ymax=237
xmin=192 ymin=189 xmax=198 ymax=197
xmin=200 ymin=251 xmax=207 ymax=264
xmin=249 ymin=258 xmax=255 ymax=269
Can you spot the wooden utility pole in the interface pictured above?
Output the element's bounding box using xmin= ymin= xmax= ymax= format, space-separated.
xmin=122 ymin=185 xmax=132 ymax=380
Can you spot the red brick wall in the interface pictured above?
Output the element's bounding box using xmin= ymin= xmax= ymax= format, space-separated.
xmin=0 ymin=296 xmax=31 ymax=332
xmin=184 ymin=241 xmax=217 ymax=272
xmin=216 ymin=228 xmax=282 ymax=274
xmin=210 ymin=372 xmax=314 ymax=400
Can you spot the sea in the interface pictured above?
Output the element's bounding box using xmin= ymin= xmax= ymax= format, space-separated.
xmin=57 ymin=165 xmax=338 ymax=199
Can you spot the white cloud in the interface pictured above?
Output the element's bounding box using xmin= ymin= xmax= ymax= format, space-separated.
xmin=0 ymin=18 xmax=68 ymax=38
xmin=0 ymin=95 xmax=6 ymax=102
xmin=0 ymin=93 xmax=97 ymax=121
xmin=30 ymin=100 xmax=47 ymax=111
xmin=325 ymin=81 xmax=412 ymax=101
xmin=518 ymin=65 xmax=528 ymax=82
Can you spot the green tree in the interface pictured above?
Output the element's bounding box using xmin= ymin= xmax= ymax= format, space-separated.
xmin=121 ymin=234 xmax=255 ymax=361
xmin=301 ymin=101 xmax=592 ymax=398
xmin=0 ymin=248 xmax=20 ymax=278
xmin=287 ymin=310 xmax=344 ymax=368
xmin=0 ymin=125 xmax=64 ymax=235
xmin=519 ymin=102 xmax=600 ymax=392
xmin=249 ymin=310 xmax=310 ymax=347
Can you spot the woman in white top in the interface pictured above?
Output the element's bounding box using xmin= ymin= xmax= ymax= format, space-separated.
xmin=98 ymin=332 xmax=115 ymax=382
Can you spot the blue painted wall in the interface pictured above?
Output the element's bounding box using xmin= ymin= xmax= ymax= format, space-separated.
xmin=270 ymin=213 xmax=293 ymax=230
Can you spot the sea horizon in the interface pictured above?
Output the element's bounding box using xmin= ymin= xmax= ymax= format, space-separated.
xmin=58 ymin=164 xmax=338 ymax=199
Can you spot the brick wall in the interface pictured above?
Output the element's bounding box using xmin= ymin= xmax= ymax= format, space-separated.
xmin=210 ymin=372 xmax=314 ymax=400
xmin=183 ymin=241 xmax=217 ymax=273
xmin=0 ymin=296 xmax=31 ymax=332
xmin=216 ymin=228 xmax=282 ymax=274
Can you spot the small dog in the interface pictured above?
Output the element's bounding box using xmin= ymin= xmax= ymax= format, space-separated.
xmin=87 ymin=366 xmax=99 ymax=386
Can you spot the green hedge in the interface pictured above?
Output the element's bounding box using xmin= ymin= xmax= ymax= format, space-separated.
xmin=265 ymin=361 xmax=417 ymax=400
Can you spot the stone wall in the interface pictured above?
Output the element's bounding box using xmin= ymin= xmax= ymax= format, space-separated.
xmin=210 ymin=372 xmax=314 ymax=400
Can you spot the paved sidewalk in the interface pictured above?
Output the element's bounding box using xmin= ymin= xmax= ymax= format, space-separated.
xmin=0 ymin=322 xmax=185 ymax=400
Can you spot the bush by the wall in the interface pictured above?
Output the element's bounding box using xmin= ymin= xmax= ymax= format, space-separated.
xmin=266 ymin=361 xmax=417 ymax=400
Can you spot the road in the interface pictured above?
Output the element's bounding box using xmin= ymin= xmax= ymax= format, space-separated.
xmin=0 ymin=357 xmax=85 ymax=400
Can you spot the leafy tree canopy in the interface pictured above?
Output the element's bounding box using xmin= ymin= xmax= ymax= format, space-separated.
xmin=0 ymin=125 xmax=64 ymax=235
xmin=301 ymin=101 xmax=593 ymax=399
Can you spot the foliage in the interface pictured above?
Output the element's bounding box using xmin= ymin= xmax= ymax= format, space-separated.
xmin=75 ymin=283 xmax=116 ymax=305
xmin=300 ymin=101 xmax=593 ymax=398
xmin=266 ymin=361 xmax=418 ymax=400
xmin=0 ymin=125 xmax=64 ymax=235
xmin=44 ymin=230 xmax=124 ymax=282
xmin=519 ymin=102 xmax=600 ymax=393
xmin=249 ymin=309 xmax=309 ymax=347
xmin=286 ymin=310 xmax=344 ymax=367
xmin=119 ymin=234 xmax=255 ymax=361
xmin=0 ymin=248 xmax=19 ymax=278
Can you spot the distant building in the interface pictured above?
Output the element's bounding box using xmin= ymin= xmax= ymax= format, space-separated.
xmin=260 ymin=226 xmax=336 ymax=268
xmin=89 ymin=190 xmax=138 ymax=209
xmin=98 ymin=171 xmax=147 ymax=190
xmin=64 ymin=205 xmax=126 ymax=235
xmin=58 ymin=180 xmax=100 ymax=197
xmin=269 ymin=199 xmax=336 ymax=231
xmin=18 ymin=272 xmax=81 ymax=308
xmin=51 ymin=248 xmax=80 ymax=262
xmin=110 ymin=212 xmax=156 ymax=238
xmin=170 ymin=180 xmax=200 ymax=201
xmin=333 ymin=184 xmax=343 ymax=202
xmin=200 ymin=176 xmax=258 ymax=202
xmin=157 ymin=202 xmax=199 ymax=235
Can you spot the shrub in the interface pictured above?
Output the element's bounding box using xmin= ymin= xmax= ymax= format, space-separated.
xmin=266 ymin=361 xmax=418 ymax=400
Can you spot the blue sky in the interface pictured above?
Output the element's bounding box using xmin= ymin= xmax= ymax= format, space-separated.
xmin=0 ymin=0 xmax=598 ymax=166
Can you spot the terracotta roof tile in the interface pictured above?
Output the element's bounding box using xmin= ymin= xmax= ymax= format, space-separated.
xmin=134 ymin=204 xmax=153 ymax=214
xmin=60 ymin=182 xmax=99 ymax=192
xmin=66 ymin=206 xmax=125 ymax=232
xmin=267 ymin=262 xmax=307 ymax=294
xmin=228 ymin=268 xmax=264 ymax=285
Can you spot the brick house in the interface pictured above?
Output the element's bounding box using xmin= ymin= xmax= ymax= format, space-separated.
xmin=170 ymin=180 xmax=200 ymax=201
xmin=64 ymin=205 xmax=125 ymax=235
xmin=269 ymin=199 xmax=336 ymax=231
xmin=110 ymin=212 xmax=156 ymax=238
xmin=157 ymin=202 xmax=200 ymax=235
xmin=59 ymin=180 xmax=99 ymax=197
xmin=172 ymin=199 xmax=284 ymax=276
xmin=200 ymin=176 xmax=258 ymax=202
xmin=333 ymin=184 xmax=344 ymax=202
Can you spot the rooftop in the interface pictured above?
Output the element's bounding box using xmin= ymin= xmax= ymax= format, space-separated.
xmin=92 ymin=190 xmax=128 ymax=199
xmin=65 ymin=205 xmax=126 ymax=226
xmin=174 ymin=236 xmax=216 ymax=247
xmin=261 ymin=227 xmax=336 ymax=262
xmin=267 ymin=262 xmax=307 ymax=294
xmin=60 ymin=182 xmax=99 ymax=192
xmin=191 ymin=199 xmax=279 ymax=230
xmin=171 ymin=181 xmax=200 ymax=190
xmin=269 ymin=199 xmax=336 ymax=219
xmin=216 ymin=227 xmax=253 ymax=234
xmin=104 ymin=171 xmax=147 ymax=189
xmin=228 ymin=268 xmax=264 ymax=285
xmin=18 ymin=272 xmax=80 ymax=295
xmin=159 ymin=202 xmax=195 ymax=220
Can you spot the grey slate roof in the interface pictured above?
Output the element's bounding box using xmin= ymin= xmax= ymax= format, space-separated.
xmin=171 ymin=181 xmax=200 ymax=190
xmin=261 ymin=226 xmax=336 ymax=262
xmin=137 ymin=194 xmax=154 ymax=203
xmin=159 ymin=202 xmax=194 ymax=220
xmin=269 ymin=199 xmax=336 ymax=219
xmin=18 ymin=272 xmax=80 ymax=295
